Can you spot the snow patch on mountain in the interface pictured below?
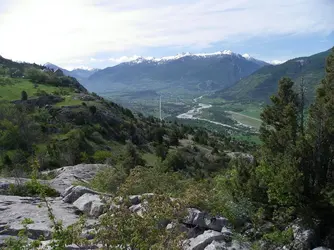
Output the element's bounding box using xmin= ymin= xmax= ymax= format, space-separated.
xmin=270 ymin=60 xmax=286 ymax=65
xmin=126 ymin=50 xmax=256 ymax=65
xmin=72 ymin=66 xmax=99 ymax=72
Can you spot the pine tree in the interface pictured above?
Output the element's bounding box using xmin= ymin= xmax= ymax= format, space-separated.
xmin=257 ymin=77 xmax=303 ymax=206
xmin=306 ymin=48 xmax=334 ymax=195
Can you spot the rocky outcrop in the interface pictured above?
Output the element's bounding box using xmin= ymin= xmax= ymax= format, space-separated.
xmin=0 ymin=195 xmax=95 ymax=242
xmin=204 ymin=240 xmax=251 ymax=250
xmin=63 ymin=185 xmax=99 ymax=204
xmin=184 ymin=208 xmax=229 ymax=232
xmin=45 ymin=164 xmax=108 ymax=194
xmin=11 ymin=95 xmax=64 ymax=107
xmin=291 ymin=223 xmax=317 ymax=250
xmin=185 ymin=230 xmax=232 ymax=250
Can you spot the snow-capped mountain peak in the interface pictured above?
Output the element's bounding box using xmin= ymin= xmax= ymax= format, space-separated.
xmin=127 ymin=50 xmax=243 ymax=65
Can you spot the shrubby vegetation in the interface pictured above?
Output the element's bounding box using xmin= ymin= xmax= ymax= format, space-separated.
xmin=1 ymin=48 xmax=334 ymax=249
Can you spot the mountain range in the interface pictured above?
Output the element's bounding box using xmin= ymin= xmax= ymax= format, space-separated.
xmin=44 ymin=47 xmax=332 ymax=102
xmin=84 ymin=50 xmax=268 ymax=95
xmin=44 ymin=63 xmax=100 ymax=83
xmin=214 ymin=48 xmax=332 ymax=103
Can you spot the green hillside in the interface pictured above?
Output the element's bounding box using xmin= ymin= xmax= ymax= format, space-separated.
xmin=215 ymin=48 xmax=332 ymax=103
xmin=0 ymin=55 xmax=253 ymax=174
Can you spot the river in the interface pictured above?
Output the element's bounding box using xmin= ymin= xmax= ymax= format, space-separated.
xmin=176 ymin=96 xmax=241 ymax=130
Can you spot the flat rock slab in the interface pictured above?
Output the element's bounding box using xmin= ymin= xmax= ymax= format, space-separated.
xmin=46 ymin=164 xmax=108 ymax=193
xmin=0 ymin=195 xmax=96 ymax=241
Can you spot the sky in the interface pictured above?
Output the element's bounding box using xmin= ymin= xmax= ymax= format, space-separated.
xmin=0 ymin=0 xmax=333 ymax=70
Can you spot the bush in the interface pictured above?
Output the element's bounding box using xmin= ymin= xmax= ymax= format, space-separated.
xmin=93 ymin=150 xmax=113 ymax=163
xmin=263 ymin=228 xmax=293 ymax=246
xmin=90 ymin=165 xmax=128 ymax=193
xmin=21 ymin=90 xmax=28 ymax=101
xmin=8 ymin=159 xmax=58 ymax=197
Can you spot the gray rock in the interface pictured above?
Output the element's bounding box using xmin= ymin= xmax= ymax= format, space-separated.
xmin=63 ymin=186 xmax=98 ymax=204
xmin=185 ymin=230 xmax=230 ymax=250
xmin=312 ymin=247 xmax=332 ymax=250
xmin=46 ymin=164 xmax=108 ymax=194
xmin=73 ymin=193 xmax=105 ymax=217
xmin=204 ymin=239 xmax=251 ymax=250
xmin=0 ymin=195 xmax=95 ymax=241
xmin=128 ymin=193 xmax=154 ymax=205
xmin=292 ymin=223 xmax=317 ymax=250
xmin=90 ymin=200 xmax=105 ymax=217
xmin=260 ymin=221 xmax=275 ymax=234
xmin=185 ymin=208 xmax=229 ymax=232
xmin=204 ymin=240 xmax=226 ymax=250
xmin=62 ymin=185 xmax=75 ymax=197
xmin=129 ymin=195 xmax=141 ymax=205
xmin=129 ymin=202 xmax=147 ymax=217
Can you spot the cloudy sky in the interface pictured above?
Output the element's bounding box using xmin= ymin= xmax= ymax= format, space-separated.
xmin=0 ymin=0 xmax=333 ymax=70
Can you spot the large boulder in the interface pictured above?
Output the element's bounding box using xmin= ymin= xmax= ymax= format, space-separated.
xmin=184 ymin=230 xmax=231 ymax=250
xmin=184 ymin=208 xmax=229 ymax=232
xmin=63 ymin=186 xmax=99 ymax=204
xmin=73 ymin=193 xmax=105 ymax=217
xmin=292 ymin=223 xmax=317 ymax=250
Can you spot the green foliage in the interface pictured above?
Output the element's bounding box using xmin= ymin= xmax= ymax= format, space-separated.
xmin=89 ymin=105 xmax=97 ymax=115
xmin=155 ymin=143 xmax=168 ymax=161
xmin=90 ymin=165 xmax=128 ymax=193
xmin=21 ymin=90 xmax=28 ymax=100
xmin=119 ymin=165 xmax=192 ymax=197
xmin=96 ymin=195 xmax=187 ymax=249
xmin=8 ymin=159 xmax=58 ymax=197
xmin=164 ymin=151 xmax=186 ymax=172
xmin=257 ymin=77 xmax=303 ymax=207
xmin=122 ymin=141 xmax=146 ymax=171
xmin=263 ymin=228 xmax=293 ymax=246
xmin=92 ymin=150 xmax=112 ymax=163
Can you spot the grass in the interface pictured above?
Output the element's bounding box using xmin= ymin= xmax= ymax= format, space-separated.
xmin=227 ymin=111 xmax=262 ymax=129
xmin=0 ymin=79 xmax=60 ymax=101
xmin=142 ymin=153 xmax=160 ymax=166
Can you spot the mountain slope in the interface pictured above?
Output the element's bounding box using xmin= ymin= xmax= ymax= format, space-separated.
xmin=215 ymin=48 xmax=332 ymax=102
xmin=87 ymin=51 xmax=268 ymax=94
xmin=44 ymin=63 xmax=100 ymax=83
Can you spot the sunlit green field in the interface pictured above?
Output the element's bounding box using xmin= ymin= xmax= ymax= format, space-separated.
xmin=0 ymin=79 xmax=59 ymax=101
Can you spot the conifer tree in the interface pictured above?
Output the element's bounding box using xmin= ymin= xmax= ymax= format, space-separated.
xmin=306 ymin=47 xmax=334 ymax=195
xmin=257 ymin=77 xmax=303 ymax=206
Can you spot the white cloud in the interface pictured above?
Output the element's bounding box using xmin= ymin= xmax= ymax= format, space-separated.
xmin=0 ymin=0 xmax=333 ymax=67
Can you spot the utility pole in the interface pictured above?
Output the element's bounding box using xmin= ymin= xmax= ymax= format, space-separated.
xmin=159 ymin=95 xmax=162 ymax=121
